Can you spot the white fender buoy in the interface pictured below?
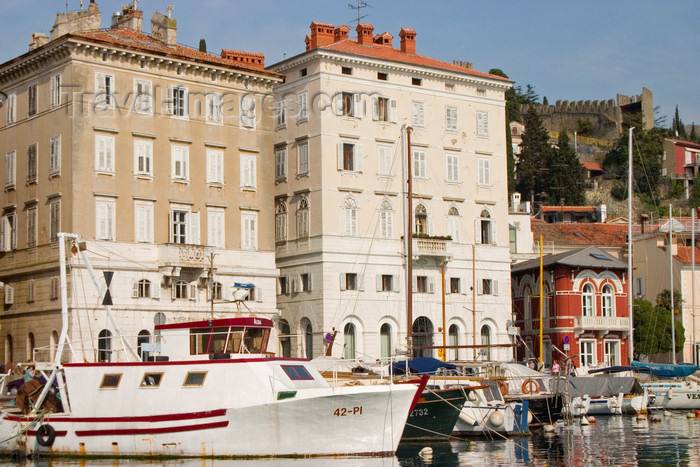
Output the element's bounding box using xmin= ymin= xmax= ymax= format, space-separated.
xmin=587 ymin=416 xmax=597 ymax=424
xmin=419 ymin=446 xmax=433 ymax=460
xmin=687 ymin=412 xmax=695 ymax=419
xmin=544 ymin=424 xmax=556 ymax=434
xmin=489 ymin=411 xmax=504 ymax=427
xmin=528 ymin=410 xmax=534 ymax=424
xmin=458 ymin=410 xmax=479 ymax=426
xmin=580 ymin=416 xmax=590 ymax=426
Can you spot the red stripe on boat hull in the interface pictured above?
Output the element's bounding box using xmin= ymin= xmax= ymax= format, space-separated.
xmin=74 ymin=420 xmax=228 ymax=437
xmin=6 ymin=409 xmax=226 ymax=424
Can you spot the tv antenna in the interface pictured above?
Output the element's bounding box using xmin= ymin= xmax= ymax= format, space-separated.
xmin=348 ymin=1 xmax=371 ymax=26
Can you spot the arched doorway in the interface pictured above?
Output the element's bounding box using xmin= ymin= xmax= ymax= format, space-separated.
xmin=448 ymin=324 xmax=460 ymax=361
xmin=380 ymin=323 xmax=392 ymax=363
xmin=98 ymin=329 xmax=112 ymax=362
xmin=412 ymin=316 xmax=433 ymax=358
xmin=480 ymin=325 xmax=491 ymax=361
xmin=137 ymin=330 xmax=151 ymax=361
xmin=26 ymin=333 xmax=35 ymax=361
xmin=279 ymin=320 xmax=291 ymax=358
xmin=344 ymin=323 xmax=356 ymax=360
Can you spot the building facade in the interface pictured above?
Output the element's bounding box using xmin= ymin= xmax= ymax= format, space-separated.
xmin=0 ymin=3 xmax=282 ymax=363
xmin=661 ymin=138 xmax=700 ymax=198
xmin=269 ymin=22 xmax=513 ymax=362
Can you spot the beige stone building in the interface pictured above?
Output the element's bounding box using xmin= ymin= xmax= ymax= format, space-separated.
xmin=269 ymin=22 xmax=513 ymax=362
xmin=0 ymin=3 xmax=282 ymax=363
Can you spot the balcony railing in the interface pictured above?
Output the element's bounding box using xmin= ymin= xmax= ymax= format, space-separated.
xmin=158 ymin=243 xmax=212 ymax=269
xmin=412 ymin=237 xmax=451 ymax=258
xmin=574 ymin=315 xmax=630 ymax=337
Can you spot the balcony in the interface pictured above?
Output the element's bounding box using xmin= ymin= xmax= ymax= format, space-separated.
xmin=412 ymin=236 xmax=451 ymax=260
xmin=158 ymin=243 xmax=212 ymax=271
xmin=574 ymin=316 xmax=630 ymax=338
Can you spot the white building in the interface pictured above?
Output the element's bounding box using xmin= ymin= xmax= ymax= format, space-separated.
xmin=269 ymin=22 xmax=513 ymax=362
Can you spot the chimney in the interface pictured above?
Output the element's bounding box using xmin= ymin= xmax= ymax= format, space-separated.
xmin=151 ymin=10 xmax=177 ymax=46
xmin=221 ymin=49 xmax=265 ymax=69
xmin=112 ymin=5 xmax=143 ymax=33
xmin=50 ymin=0 xmax=101 ymax=41
xmin=29 ymin=33 xmax=49 ymax=51
xmin=307 ymin=22 xmax=334 ymax=50
xmin=356 ymin=22 xmax=374 ymax=46
xmin=399 ymin=27 xmax=416 ymax=54
xmin=373 ymin=32 xmax=393 ymax=47
xmin=334 ymin=25 xmax=349 ymax=43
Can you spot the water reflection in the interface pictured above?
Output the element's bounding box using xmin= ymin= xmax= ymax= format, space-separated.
xmin=10 ymin=414 xmax=700 ymax=467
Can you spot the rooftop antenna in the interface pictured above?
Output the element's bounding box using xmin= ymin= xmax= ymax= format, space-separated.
xmin=348 ymin=0 xmax=370 ymax=26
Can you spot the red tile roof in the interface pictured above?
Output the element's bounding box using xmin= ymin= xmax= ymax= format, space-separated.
xmin=676 ymin=246 xmax=700 ymax=265
xmin=582 ymin=162 xmax=603 ymax=171
xmin=316 ymin=39 xmax=510 ymax=82
xmin=666 ymin=138 xmax=700 ymax=150
xmin=532 ymin=222 xmax=629 ymax=247
xmin=70 ymin=29 xmax=281 ymax=78
xmin=540 ymin=206 xmax=597 ymax=213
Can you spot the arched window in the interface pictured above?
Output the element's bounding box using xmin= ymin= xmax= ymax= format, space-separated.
xmin=448 ymin=324 xmax=460 ymax=361
xmin=135 ymin=279 xmax=151 ymax=298
xmin=50 ymin=330 xmax=59 ymax=362
xmin=480 ymin=325 xmax=491 ymax=361
xmin=26 ymin=333 xmax=35 ymax=362
xmin=380 ymin=323 xmax=392 ymax=363
xmin=279 ymin=320 xmax=291 ymax=358
xmin=304 ymin=323 xmax=313 ymax=359
xmin=297 ymin=197 xmax=309 ymax=238
xmin=98 ymin=329 xmax=112 ymax=362
xmin=344 ymin=323 xmax=356 ymax=360
xmin=542 ymin=285 xmax=550 ymax=319
xmin=344 ymin=198 xmax=358 ymax=236
xmin=174 ymin=280 xmax=188 ymax=299
xmin=582 ymin=283 xmax=595 ymax=316
xmin=137 ymin=330 xmax=151 ymax=361
xmin=447 ymin=206 xmax=460 ymax=242
xmin=478 ymin=209 xmax=494 ymax=245
xmin=210 ymin=281 xmax=222 ymax=301
xmin=523 ymin=286 xmax=532 ymax=325
xmin=602 ymin=284 xmax=615 ymax=317
xmin=5 ymin=335 xmax=12 ymax=364
xmin=275 ymin=202 xmax=287 ymax=242
xmin=379 ymin=200 xmax=393 ymax=238
xmin=412 ymin=316 xmax=433 ymax=358
xmin=414 ymin=204 xmax=428 ymax=235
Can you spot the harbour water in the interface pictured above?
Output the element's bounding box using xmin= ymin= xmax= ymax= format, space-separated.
xmin=7 ymin=413 xmax=700 ymax=466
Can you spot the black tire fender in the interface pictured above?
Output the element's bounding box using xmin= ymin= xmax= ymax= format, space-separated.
xmin=36 ymin=424 xmax=56 ymax=447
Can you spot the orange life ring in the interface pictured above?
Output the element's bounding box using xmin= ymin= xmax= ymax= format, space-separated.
xmin=522 ymin=378 xmax=540 ymax=394
xmin=498 ymin=381 xmax=509 ymax=396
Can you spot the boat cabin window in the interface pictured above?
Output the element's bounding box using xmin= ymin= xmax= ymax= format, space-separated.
xmin=243 ymin=327 xmax=266 ymax=353
xmin=140 ymin=373 xmax=163 ymax=387
xmin=483 ymin=382 xmax=503 ymax=402
xmin=183 ymin=371 xmax=207 ymax=387
xmin=100 ymin=374 xmax=122 ymax=389
xmin=282 ymin=365 xmax=313 ymax=381
xmin=188 ymin=326 xmax=269 ymax=355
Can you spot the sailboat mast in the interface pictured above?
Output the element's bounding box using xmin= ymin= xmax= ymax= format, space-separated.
xmin=404 ymin=126 xmax=414 ymax=355
xmin=670 ymin=203 xmax=676 ymax=364
xmin=693 ymin=208 xmax=697 ymax=365
xmin=628 ymin=127 xmax=634 ymax=363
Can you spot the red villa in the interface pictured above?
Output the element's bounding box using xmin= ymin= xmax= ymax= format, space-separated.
xmin=511 ymin=246 xmax=630 ymax=372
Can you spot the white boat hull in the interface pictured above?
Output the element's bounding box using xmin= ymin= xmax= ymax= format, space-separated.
xmin=646 ymin=382 xmax=700 ymax=410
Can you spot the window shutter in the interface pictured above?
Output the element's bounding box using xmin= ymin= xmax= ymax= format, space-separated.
xmin=190 ymin=212 xmax=200 ymax=245
xmin=376 ymin=275 xmax=382 ymax=291
xmin=372 ymin=97 xmax=379 ymax=120
xmin=474 ymin=219 xmax=481 ymax=244
xmin=358 ymin=274 xmax=364 ymax=291
xmin=0 ymin=216 xmax=6 ymax=252
xmin=276 ymin=278 xmax=282 ymax=295
xmin=477 ymin=280 xmax=483 ymax=295
xmin=389 ymin=99 xmax=397 ymax=123
xmin=412 ymin=276 xmax=417 ymax=293
xmin=490 ymin=220 xmax=497 ymax=245
xmin=132 ymin=281 xmax=139 ymax=298
xmin=255 ymin=287 xmax=263 ymax=302
xmin=337 ymin=143 xmax=344 ymax=170
xmin=293 ymin=276 xmax=300 ymax=293
xmin=355 ymin=144 xmax=364 ymax=172
xmin=335 ymin=93 xmax=344 ymax=116
xmin=393 ymin=274 xmax=400 ymax=292
xmin=166 ymin=86 xmax=174 ymax=115
xmin=428 ymin=277 xmax=435 ymax=293
xmin=4 ymin=285 xmax=13 ymax=305
xmin=307 ymin=274 xmax=312 ymax=292
xmin=189 ymin=283 xmax=197 ymax=301
xmin=339 ymin=273 xmax=346 ymax=291
xmin=171 ymin=283 xmax=177 ymax=300
xmin=493 ymin=280 xmax=499 ymax=296
xmin=445 ymin=278 xmax=451 ymax=295
xmin=354 ymin=94 xmax=363 ymax=118
xmin=428 ymin=215 xmax=434 ymax=236
xmin=152 ymin=283 xmax=160 ymax=299
xmin=461 ymin=278 xmax=467 ymax=295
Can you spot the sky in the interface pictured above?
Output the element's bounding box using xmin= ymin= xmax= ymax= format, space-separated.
xmin=0 ymin=0 xmax=698 ymax=127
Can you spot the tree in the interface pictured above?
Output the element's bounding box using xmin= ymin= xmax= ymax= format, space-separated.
xmin=545 ymin=131 xmax=586 ymax=204
xmin=199 ymin=38 xmax=207 ymax=52
xmin=516 ymin=106 xmax=551 ymax=204
xmin=576 ymin=118 xmax=593 ymax=137
xmin=542 ymin=96 xmax=548 ymax=106
xmin=523 ymin=84 xmax=539 ymax=105
xmin=672 ymin=105 xmax=687 ymax=139
xmin=690 ymin=174 xmax=700 ymax=208
xmin=633 ymin=295 xmax=685 ymax=358
xmin=690 ymin=123 xmax=698 ymax=143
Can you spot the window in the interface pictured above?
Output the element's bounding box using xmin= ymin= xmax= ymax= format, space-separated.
xmin=100 ymin=374 xmax=121 ymax=388
xmin=278 ymin=277 xmax=289 ymax=295
xmin=26 ymin=206 xmax=37 ymax=248
xmin=241 ymin=96 xmax=256 ymax=128
xmin=343 ymin=198 xmax=358 ymax=236
xmin=377 ymin=145 xmax=392 ymax=176
xmin=412 ymin=149 xmax=426 ymax=179
xmin=210 ymin=281 xmax=223 ymax=301
xmin=377 ymin=72 xmax=388 ymax=81
xmin=378 ymin=274 xmax=398 ymax=292
xmin=0 ymin=213 xmax=17 ymax=252
xmin=275 ymin=202 xmax=287 ymax=242
xmin=50 ymin=277 xmax=60 ymax=300
xmin=275 ymin=147 xmax=287 ymax=181
xmin=171 ymin=144 xmax=189 ymax=181
xmin=477 ymin=209 xmax=495 ymax=245
xmin=448 ymin=324 xmax=459 ymax=360
xmin=412 ymin=102 xmax=425 ymax=127
xmin=414 ymin=275 xmax=434 ymax=294
xmin=338 ymin=142 xmax=363 ymax=172
xmin=167 ymin=85 xmax=188 ymax=117
xmin=480 ymin=325 xmax=492 ymax=360
xmin=206 ymin=148 xmax=223 ymax=185
xmin=134 ymin=201 xmax=154 ymax=243
xmin=604 ymin=340 xmax=619 ymax=367
xmin=414 ymin=204 xmax=428 ymax=235
xmin=447 ymin=206 xmax=460 ymax=241
xmin=140 ymin=373 xmax=163 ymax=387
xmin=480 ymin=278 xmax=498 ymax=295
xmin=206 ymin=93 xmax=222 ymax=124
xmin=95 ymin=134 xmax=115 ymax=173
xmin=27 ymin=83 xmax=38 ymax=116
xmin=478 ymin=157 xmax=490 ymax=185
xmin=340 ymin=92 xmax=360 ymax=117
xmin=6 ymin=93 xmax=16 ymax=124
xmin=297 ymin=92 xmax=308 ymax=121
xmin=379 ymin=200 xmax=393 ymax=238
xmin=380 ymin=323 xmax=392 ymax=362
xmin=602 ymin=284 xmax=615 ymax=317
xmin=50 ymin=200 xmax=60 ymax=243
xmin=96 ymin=73 xmax=113 ymax=107
xmin=300 ymin=68 xmax=307 ymax=77
xmin=97 ymin=330 xmax=112 ymax=362
xmin=241 ymin=153 xmax=257 ymax=189
xmin=27 ymin=143 xmax=37 ymax=183
xmin=174 ymin=279 xmax=189 ymax=299
xmin=299 ymin=273 xmax=312 ymax=292
xmin=477 ymin=111 xmax=489 ymax=136
xmin=412 ymin=77 xmax=422 ymax=86
xmin=297 ymin=142 xmax=308 ymax=176
xmin=50 ymin=74 xmax=61 ymax=108
xmin=579 ymin=339 xmax=596 ymax=367
xmin=133 ymin=279 xmax=151 ymax=298
xmin=183 ymin=372 xmax=207 ymax=386
xmin=282 ymin=365 xmax=313 ymax=380
xmin=340 ymin=272 xmax=360 ymax=291
xmin=341 ymin=66 xmax=353 ymax=75
xmin=372 ymin=96 xmax=396 ymax=123
xmin=445 ymin=106 xmax=457 ymax=131
xmin=582 ymin=283 xmax=595 ymax=316
xmin=5 ymin=151 xmax=15 ymax=189
xmin=134 ymin=79 xmax=152 ymax=113
xmin=49 ymin=136 xmax=61 ymax=176
xmin=95 ymin=197 xmax=115 ymax=240
xmin=134 ymin=139 xmax=153 ymax=176
xmin=207 ymin=208 xmax=225 ymax=248
xmin=4 ymin=286 xmax=13 ymax=306
xmin=450 ymin=277 xmax=461 ymax=294
xmin=344 ymin=323 xmax=356 ymax=360
xmin=274 ymin=100 xmax=286 ymax=128
xmin=509 ymin=225 xmax=517 ymax=254
xmin=241 ymin=211 xmax=257 ymax=250
xmin=446 ymin=153 xmax=459 ymax=182
xmin=297 ymin=197 xmax=309 ymax=238
xmin=170 ymin=208 xmax=200 ymax=245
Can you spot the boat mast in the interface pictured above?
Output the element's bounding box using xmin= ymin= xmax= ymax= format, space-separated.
xmin=693 ymin=208 xmax=697 ymax=365
xmin=539 ymin=234 xmax=544 ymax=368
xmin=628 ymin=127 xmax=634 ymax=363
xmin=670 ymin=203 xmax=676 ymax=364
xmin=402 ymin=125 xmax=414 ymax=356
